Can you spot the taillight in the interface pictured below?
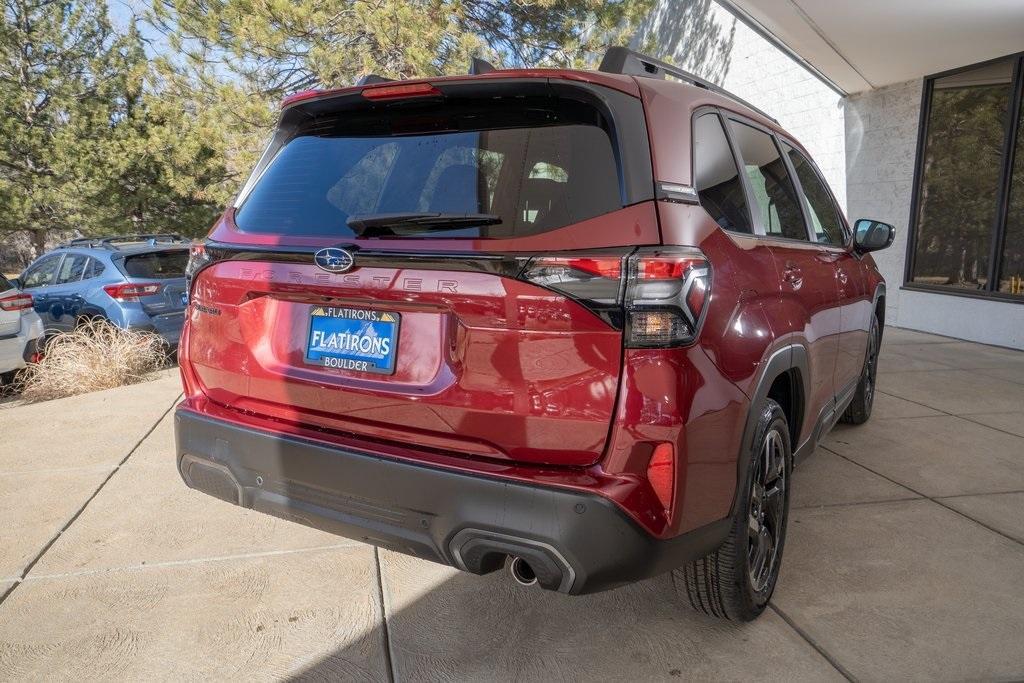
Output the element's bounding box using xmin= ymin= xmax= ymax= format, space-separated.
xmin=520 ymin=252 xmax=628 ymax=327
xmin=647 ymin=442 xmax=676 ymax=515
xmin=624 ymin=247 xmax=710 ymax=348
xmin=0 ymin=293 xmax=33 ymax=311
xmin=519 ymin=247 xmax=710 ymax=346
xmin=103 ymin=282 xmax=162 ymax=301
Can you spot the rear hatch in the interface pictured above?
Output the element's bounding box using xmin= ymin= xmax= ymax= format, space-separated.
xmin=186 ymin=78 xmax=659 ymax=466
xmin=119 ymin=249 xmax=189 ymax=333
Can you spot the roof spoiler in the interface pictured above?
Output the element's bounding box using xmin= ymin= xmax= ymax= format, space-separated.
xmin=598 ymin=46 xmax=779 ymax=124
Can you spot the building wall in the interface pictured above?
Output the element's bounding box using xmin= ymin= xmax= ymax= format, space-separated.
xmin=638 ymin=0 xmax=1024 ymax=349
xmin=634 ymin=0 xmax=846 ymax=206
xmin=844 ymin=78 xmax=1024 ymax=349
xmin=842 ymin=79 xmax=922 ymax=329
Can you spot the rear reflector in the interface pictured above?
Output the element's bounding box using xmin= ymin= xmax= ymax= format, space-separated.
xmin=647 ymin=443 xmax=676 ymax=515
xmin=104 ymin=282 xmax=162 ymax=301
xmin=0 ymin=293 xmax=32 ymax=311
xmin=362 ymin=82 xmax=441 ymax=100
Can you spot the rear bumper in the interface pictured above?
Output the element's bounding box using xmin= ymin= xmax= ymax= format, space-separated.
xmin=0 ymin=313 xmax=44 ymax=373
xmin=174 ymin=408 xmax=729 ymax=594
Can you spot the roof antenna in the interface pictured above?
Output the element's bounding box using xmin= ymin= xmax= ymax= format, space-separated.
xmin=469 ymin=57 xmax=496 ymax=75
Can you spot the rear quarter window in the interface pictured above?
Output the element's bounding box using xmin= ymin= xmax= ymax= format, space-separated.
xmin=122 ymin=250 xmax=189 ymax=279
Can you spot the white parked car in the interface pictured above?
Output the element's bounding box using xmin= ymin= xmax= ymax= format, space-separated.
xmin=0 ymin=274 xmax=44 ymax=382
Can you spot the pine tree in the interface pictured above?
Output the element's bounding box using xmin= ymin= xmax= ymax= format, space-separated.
xmin=0 ymin=0 xmax=128 ymax=252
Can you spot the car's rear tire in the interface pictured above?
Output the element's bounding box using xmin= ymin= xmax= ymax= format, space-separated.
xmin=674 ymin=399 xmax=791 ymax=621
xmin=840 ymin=313 xmax=880 ymax=425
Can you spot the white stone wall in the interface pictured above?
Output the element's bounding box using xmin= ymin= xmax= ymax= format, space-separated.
xmin=845 ymin=80 xmax=1024 ymax=349
xmin=638 ymin=0 xmax=1024 ymax=349
xmin=842 ymin=79 xmax=923 ymax=327
xmin=633 ymin=0 xmax=846 ymax=207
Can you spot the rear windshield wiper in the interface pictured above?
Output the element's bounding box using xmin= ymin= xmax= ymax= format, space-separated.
xmin=346 ymin=212 xmax=502 ymax=237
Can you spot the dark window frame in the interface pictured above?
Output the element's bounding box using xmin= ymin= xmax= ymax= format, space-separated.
xmin=55 ymin=252 xmax=90 ymax=285
xmin=691 ymin=105 xmax=852 ymax=249
xmin=691 ymin=108 xmax=756 ymax=235
xmin=904 ymin=51 xmax=1024 ymax=304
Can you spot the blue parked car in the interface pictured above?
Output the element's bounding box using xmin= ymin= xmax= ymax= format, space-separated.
xmin=12 ymin=235 xmax=191 ymax=348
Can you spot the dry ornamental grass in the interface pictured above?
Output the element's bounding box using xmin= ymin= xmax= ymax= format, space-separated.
xmin=17 ymin=319 xmax=168 ymax=402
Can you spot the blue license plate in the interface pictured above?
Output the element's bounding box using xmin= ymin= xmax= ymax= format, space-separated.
xmin=304 ymin=306 xmax=400 ymax=375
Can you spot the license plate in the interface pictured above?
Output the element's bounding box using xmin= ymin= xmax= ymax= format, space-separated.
xmin=304 ymin=306 xmax=400 ymax=374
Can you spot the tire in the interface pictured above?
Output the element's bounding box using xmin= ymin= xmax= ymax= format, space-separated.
xmin=674 ymin=399 xmax=792 ymax=621
xmin=840 ymin=313 xmax=880 ymax=425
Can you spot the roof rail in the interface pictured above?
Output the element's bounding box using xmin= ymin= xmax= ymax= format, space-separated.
xmin=598 ymin=46 xmax=779 ymax=124
xmin=58 ymin=237 xmax=105 ymax=248
xmin=100 ymin=234 xmax=187 ymax=246
xmin=58 ymin=234 xmax=189 ymax=250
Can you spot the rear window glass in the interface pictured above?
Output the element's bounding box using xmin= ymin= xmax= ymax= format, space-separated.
xmin=122 ymin=250 xmax=189 ymax=279
xmin=0 ymin=275 xmax=11 ymax=294
xmin=235 ymin=97 xmax=623 ymax=238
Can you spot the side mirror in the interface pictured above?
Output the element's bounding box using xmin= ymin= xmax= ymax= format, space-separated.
xmin=853 ymin=219 xmax=895 ymax=254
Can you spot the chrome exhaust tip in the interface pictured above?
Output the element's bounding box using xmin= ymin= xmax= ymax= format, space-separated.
xmin=510 ymin=556 xmax=538 ymax=587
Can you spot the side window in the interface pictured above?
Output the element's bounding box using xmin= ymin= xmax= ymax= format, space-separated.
xmin=22 ymin=255 xmax=62 ymax=288
xmin=693 ymin=113 xmax=752 ymax=233
xmin=56 ymin=254 xmax=89 ymax=284
xmin=784 ymin=143 xmax=846 ymax=246
xmin=83 ymin=257 xmax=105 ymax=280
xmin=729 ymin=120 xmax=808 ymax=241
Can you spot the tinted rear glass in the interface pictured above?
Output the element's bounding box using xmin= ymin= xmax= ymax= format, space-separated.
xmin=122 ymin=250 xmax=188 ymax=279
xmin=235 ymin=97 xmax=624 ymax=238
xmin=0 ymin=275 xmax=11 ymax=294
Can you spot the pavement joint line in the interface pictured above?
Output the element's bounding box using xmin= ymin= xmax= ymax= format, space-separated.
xmin=0 ymin=464 xmax=119 ymax=476
xmin=873 ymin=389 xmax=1024 ymax=441
xmin=872 ymin=413 xmax=943 ymax=421
xmin=959 ymin=413 xmax=1024 ymax=433
xmin=769 ymin=603 xmax=856 ymax=682
xmin=20 ymin=544 xmax=361 ymax=582
xmin=820 ymin=445 xmax=1024 ymax=550
xmin=935 ymin=489 xmax=1024 ymax=501
xmin=373 ymin=547 xmax=397 ymax=683
xmin=791 ymin=495 xmax=923 ymax=511
xmin=883 ymin=329 xmax=1023 ymax=352
xmin=0 ymin=392 xmax=182 ymax=611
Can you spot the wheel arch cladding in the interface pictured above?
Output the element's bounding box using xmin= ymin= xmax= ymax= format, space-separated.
xmin=731 ymin=344 xmax=808 ymax=516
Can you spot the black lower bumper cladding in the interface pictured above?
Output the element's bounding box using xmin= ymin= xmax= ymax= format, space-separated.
xmin=174 ymin=409 xmax=727 ymax=594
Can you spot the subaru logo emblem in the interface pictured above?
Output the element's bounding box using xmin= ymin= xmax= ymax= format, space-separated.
xmin=314 ymin=247 xmax=354 ymax=273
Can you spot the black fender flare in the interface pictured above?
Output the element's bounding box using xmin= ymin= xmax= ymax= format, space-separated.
xmin=75 ymin=306 xmax=107 ymax=323
xmin=729 ymin=343 xmax=809 ymax=518
xmin=872 ymin=283 xmax=887 ymax=338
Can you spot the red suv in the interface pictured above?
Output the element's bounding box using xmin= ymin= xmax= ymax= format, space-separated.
xmin=175 ymin=48 xmax=893 ymax=621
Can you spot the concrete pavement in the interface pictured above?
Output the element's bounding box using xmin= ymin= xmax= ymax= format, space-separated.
xmin=1 ymin=329 xmax=1023 ymax=681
